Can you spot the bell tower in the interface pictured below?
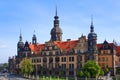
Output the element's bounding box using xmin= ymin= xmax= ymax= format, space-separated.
xmin=50 ymin=6 xmax=62 ymax=41
xmin=32 ymin=30 xmax=37 ymax=44
xmin=87 ymin=16 xmax=98 ymax=61
xmin=88 ymin=17 xmax=97 ymax=53
xmin=17 ymin=30 xmax=24 ymax=57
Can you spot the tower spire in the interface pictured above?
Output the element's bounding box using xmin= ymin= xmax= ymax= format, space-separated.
xmin=19 ymin=28 xmax=22 ymax=41
xmin=90 ymin=15 xmax=94 ymax=32
xmin=55 ymin=0 xmax=58 ymax=16
xmin=34 ymin=30 xmax=35 ymax=35
xmin=50 ymin=2 xmax=62 ymax=41
xmin=91 ymin=15 xmax=93 ymax=25
xmin=32 ymin=30 xmax=37 ymax=44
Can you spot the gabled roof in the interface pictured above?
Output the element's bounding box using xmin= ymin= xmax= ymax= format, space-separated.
xmin=29 ymin=43 xmax=45 ymax=54
xmin=97 ymin=42 xmax=114 ymax=50
xmin=117 ymin=46 xmax=120 ymax=55
xmin=29 ymin=40 xmax=120 ymax=56
xmin=29 ymin=40 xmax=78 ymax=54
xmin=97 ymin=43 xmax=102 ymax=49
xmin=55 ymin=40 xmax=78 ymax=52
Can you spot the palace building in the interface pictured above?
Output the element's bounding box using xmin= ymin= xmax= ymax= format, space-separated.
xmin=9 ymin=8 xmax=120 ymax=77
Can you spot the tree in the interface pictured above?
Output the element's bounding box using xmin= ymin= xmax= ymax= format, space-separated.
xmin=116 ymin=68 xmax=120 ymax=74
xmin=20 ymin=58 xmax=34 ymax=76
xmin=104 ymin=68 xmax=109 ymax=75
xmin=77 ymin=70 xmax=83 ymax=77
xmin=0 ymin=63 xmax=8 ymax=72
xmin=3 ymin=63 xmax=8 ymax=68
xmin=99 ymin=69 xmax=104 ymax=76
xmin=60 ymin=70 xmax=64 ymax=77
xmin=82 ymin=60 xmax=103 ymax=78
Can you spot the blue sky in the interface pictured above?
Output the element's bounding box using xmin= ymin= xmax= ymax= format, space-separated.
xmin=0 ymin=0 xmax=120 ymax=63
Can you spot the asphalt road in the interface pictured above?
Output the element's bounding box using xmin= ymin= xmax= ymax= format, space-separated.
xmin=0 ymin=73 xmax=32 ymax=80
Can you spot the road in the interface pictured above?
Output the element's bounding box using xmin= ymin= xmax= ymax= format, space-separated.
xmin=0 ymin=73 xmax=32 ymax=80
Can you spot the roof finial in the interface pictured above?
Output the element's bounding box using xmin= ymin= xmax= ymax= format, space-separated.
xmin=34 ymin=30 xmax=35 ymax=34
xmin=56 ymin=5 xmax=57 ymax=16
xmin=90 ymin=15 xmax=94 ymax=32
xmin=20 ymin=28 xmax=22 ymax=36
xmin=55 ymin=0 xmax=58 ymax=17
xmin=19 ymin=28 xmax=22 ymax=41
xmin=91 ymin=15 xmax=93 ymax=25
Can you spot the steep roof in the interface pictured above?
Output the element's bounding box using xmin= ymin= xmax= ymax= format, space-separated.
xmin=29 ymin=41 xmax=120 ymax=55
xmin=29 ymin=43 xmax=45 ymax=54
xmin=117 ymin=46 xmax=120 ymax=55
xmin=97 ymin=43 xmax=114 ymax=49
xmin=55 ymin=40 xmax=78 ymax=52
xmin=29 ymin=40 xmax=78 ymax=54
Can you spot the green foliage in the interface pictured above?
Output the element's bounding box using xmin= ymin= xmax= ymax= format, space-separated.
xmin=0 ymin=67 xmax=4 ymax=71
xmin=116 ymin=68 xmax=120 ymax=74
xmin=21 ymin=58 xmax=34 ymax=75
xmin=3 ymin=63 xmax=8 ymax=67
xmin=77 ymin=70 xmax=83 ymax=77
xmin=82 ymin=60 xmax=103 ymax=78
xmin=112 ymin=76 xmax=116 ymax=80
xmin=99 ymin=69 xmax=104 ymax=76
xmin=0 ymin=63 xmax=8 ymax=71
xmin=104 ymin=68 xmax=109 ymax=75
xmin=60 ymin=71 xmax=64 ymax=76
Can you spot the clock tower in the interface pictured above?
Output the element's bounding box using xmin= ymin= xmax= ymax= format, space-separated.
xmin=87 ymin=17 xmax=98 ymax=61
xmin=17 ymin=31 xmax=24 ymax=57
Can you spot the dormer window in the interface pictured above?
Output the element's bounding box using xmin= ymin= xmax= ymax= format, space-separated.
xmin=103 ymin=45 xmax=108 ymax=49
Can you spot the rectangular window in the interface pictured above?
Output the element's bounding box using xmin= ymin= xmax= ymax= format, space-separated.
xmin=69 ymin=57 xmax=71 ymax=61
xmin=64 ymin=57 xmax=66 ymax=62
xmin=55 ymin=64 xmax=59 ymax=68
xmin=62 ymin=57 xmax=63 ymax=62
xmin=69 ymin=57 xmax=74 ymax=62
xmin=72 ymin=57 xmax=74 ymax=61
xmin=69 ymin=71 xmax=74 ymax=75
xmin=102 ymin=57 xmax=105 ymax=61
xmin=62 ymin=57 xmax=66 ymax=62
xmin=62 ymin=64 xmax=66 ymax=69
xmin=69 ymin=64 xmax=74 ymax=69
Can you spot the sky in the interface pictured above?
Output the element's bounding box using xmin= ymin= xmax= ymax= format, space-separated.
xmin=0 ymin=0 xmax=120 ymax=63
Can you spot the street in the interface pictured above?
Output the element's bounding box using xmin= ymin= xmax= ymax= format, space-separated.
xmin=0 ymin=73 xmax=31 ymax=80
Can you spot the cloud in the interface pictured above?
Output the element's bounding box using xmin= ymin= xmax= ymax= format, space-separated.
xmin=0 ymin=45 xmax=7 ymax=48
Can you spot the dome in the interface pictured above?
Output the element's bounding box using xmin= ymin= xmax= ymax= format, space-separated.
xmin=50 ymin=27 xmax=62 ymax=34
xmin=88 ymin=32 xmax=97 ymax=38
